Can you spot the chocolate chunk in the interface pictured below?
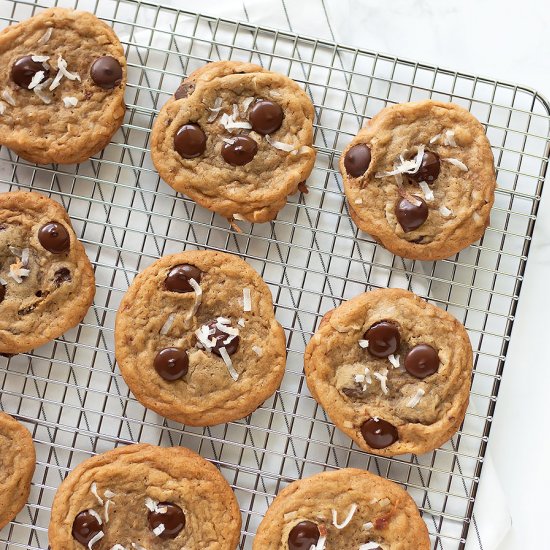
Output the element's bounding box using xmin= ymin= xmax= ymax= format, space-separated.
xmin=408 ymin=151 xmax=441 ymax=183
xmin=154 ymin=348 xmax=189 ymax=381
xmin=148 ymin=502 xmax=186 ymax=539
xmin=344 ymin=144 xmax=371 ymax=177
xmin=221 ymin=135 xmax=258 ymax=166
xmin=164 ymin=264 xmax=201 ymax=293
xmin=204 ymin=320 xmax=240 ymax=356
xmin=364 ymin=321 xmax=400 ymax=358
xmin=248 ymin=100 xmax=283 ymax=135
xmin=395 ymin=195 xmax=428 ymax=232
xmin=288 ymin=520 xmax=320 ymax=550
xmin=174 ymin=123 xmax=207 ymax=159
xmin=38 ymin=222 xmax=70 ymax=254
xmin=404 ymin=344 xmax=439 ymax=378
xmin=72 ymin=510 xmax=103 ymax=546
xmin=360 ymin=417 xmax=398 ymax=449
xmin=90 ymin=56 xmax=123 ymax=89
xmin=174 ymin=82 xmax=195 ymax=99
xmin=11 ymin=56 xmax=50 ymax=89
xmin=54 ymin=267 xmax=71 ymax=286
xmin=342 ymin=386 xmax=366 ymax=399
xmin=0 ymin=284 xmax=5 ymax=304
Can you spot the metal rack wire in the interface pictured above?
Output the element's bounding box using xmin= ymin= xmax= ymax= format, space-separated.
xmin=0 ymin=0 xmax=548 ymax=548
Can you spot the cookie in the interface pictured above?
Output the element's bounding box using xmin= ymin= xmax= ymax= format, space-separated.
xmin=254 ymin=468 xmax=430 ymax=549
xmin=115 ymin=250 xmax=286 ymax=426
xmin=0 ymin=191 xmax=95 ymax=354
xmin=340 ymin=100 xmax=496 ymax=260
xmin=0 ymin=412 xmax=36 ymax=530
xmin=151 ymin=61 xmax=316 ymax=223
xmin=48 ymin=443 xmax=241 ymax=549
xmin=304 ymin=288 xmax=473 ymax=456
xmin=0 ymin=7 xmax=126 ymax=164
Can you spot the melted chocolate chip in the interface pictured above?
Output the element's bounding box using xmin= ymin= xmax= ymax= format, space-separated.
xmin=174 ymin=124 xmax=207 ymax=159
xmin=364 ymin=321 xmax=400 ymax=358
xmin=395 ymin=195 xmax=428 ymax=232
xmin=344 ymin=144 xmax=371 ymax=177
xmin=38 ymin=222 xmax=70 ymax=254
xmin=342 ymin=386 xmax=366 ymax=399
xmin=72 ymin=510 xmax=103 ymax=546
xmin=221 ymin=135 xmax=258 ymax=166
xmin=404 ymin=344 xmax=439 ymax=378
xmin=148 ymin=502 xmax=186 ymax=539
xmin=54 ymin=267 xmax=71 ymax=286
xmin=174 ymin=82 xmax=195 ymax=99
xmin=288 ymin=520 xmax=320 ymax=550
xmin=204 ymin=320 xmax=240 ymax=356
xmin=0 ymin=284 xmax=5 ymax=304
xmin=164 ymin=264 xmax=202 ymax=293
xmin=90 ymin=56 xmax=123 ymax=89
xmin=154 ymin=348 xmax=189 ymax=381
xmin=361 ymin=417 xmax=398 ymax=449
xmin=11 ymin=56 xmax=50 ymax=89
xmin=249 ymin=100 xmax=284 ymax=135
xmin=408 ymin=150 xmax=441 ymax=183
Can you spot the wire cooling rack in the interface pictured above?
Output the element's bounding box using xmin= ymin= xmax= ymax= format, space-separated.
xmin=0 ymin=0 xmax=548 ymax=548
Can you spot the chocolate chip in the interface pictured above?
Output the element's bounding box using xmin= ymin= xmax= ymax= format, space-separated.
xmin=204 ymin=320 xmax=240 ymax=356
xmin=90 ymin=56 xmax=122 ymax=89
xmin=360 ymin=417 xmax=398 ymax=449
xmin=221 ymin=135 xmax=258 ymax=166
xmin=174 ymin=123 xmax=207 ymax=159
xmin=148 ymin=502 xmax=186 ymax=539
xmin=38 ymin=222 xmax=70 ymax=254
xmin=404 ymin=344 xmax=439 ymax=378
xmin=72 ymin=510 xmax=103 ymax=546
xmin=54 ymin=267 xmax=71 ymax=286
xmin=395 ymin=195 xmax=428 ymax=232
xmin=342 ymin=386 xmax=366 ymax=399
xmin=174 ymin=82 xmax=195 ymax=99
xmin=11 ymin=55 xmax=50 ymax=89
xmin=248 ymin=100 xmax=284 ymax=135
xmin=154 ymin=348 xmax=189 ymax=381
xmin=288 ymin=520 xmax=320 ymax=550
xmin=408 ymin=151 xmax=441 ymax=183
xmin=164 ymin=264 xmax=201 ymax=293
xmin=344 ymin=144 xmax=371 ymax=177
xmin=364 ymin=321 xmax=400 ymax=358
xmin=0 ymin=284 xmax=5 ymax=304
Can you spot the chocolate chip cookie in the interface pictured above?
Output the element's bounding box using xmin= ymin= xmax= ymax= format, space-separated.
xmin=115 ymin=250 xmax=286 ymax=426
xmin=0 ymin=191 xmax=95 ymax=354
xmin=340 ymin=100 xmax=496 ymax=260
xmin=151 ymin=61 xmax=316 ymax=223
xmin=48 ymin=443 xmax=241 ymax=550
xmin=253 ymin=468 xmax=430 ymax=549
xmin=0 ymin=412 xmax=36 ymax=529
xmin=304 ymin=288 xmax=473 ymax=456
xmin=0 ymin=7 xmax=126 ymax=164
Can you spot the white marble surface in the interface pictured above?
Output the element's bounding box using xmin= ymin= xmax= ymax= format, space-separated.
xmin=167 ymin=0 xmax=550 ymax=546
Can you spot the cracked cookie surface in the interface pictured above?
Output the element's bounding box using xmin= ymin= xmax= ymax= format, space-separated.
xmin=151 ymin=61 xmax=316 ymax=223
xmin=0 ymin=7 xmax=126 ymax=164
xmin=304 ymin=288 xmax=473 ymax=456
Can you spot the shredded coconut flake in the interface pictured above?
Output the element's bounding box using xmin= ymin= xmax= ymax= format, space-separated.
xmin=219 ymin=112 xmax=252 ymax=131
xmin=358 ymin=339 xmax=369 ymax=348
xmin=359 ymin=543 xmax=381 ymax=550
xmin=104 ymin=500 xmax=112 ymax=523
xmin=31 ymin=55 xmax=50 ymax=63
xmin=363 ymin=521 xmax=374 ymax=530
xmin=28 ymin=70 xmax=46 ymax=90
xmin=110 ymin=545 xmax=125 ymax=550
xmin=388 ymin=354 xmax=400 ymax=369
xmin=315 ymin=535 xmax=327 ymax=550
xmin=87 ymin=531 xmax=104 ymax=549
xmin=378 ymin=497 xmax=391 ymax=507
xmin=215 ymin=322 xmax=239 ymax=337
xmin=407 ymin=388 xmax=426 ymax=408
xmin=219 ymin=346 xmax=239 ymax=381
xmin=445 ymin=129 xmax=457 ymax=147
xmin=0 ymin=277 xmax=7 ymax=285
xmin=37 ymin=27 xmax=53 ymax=45
xmin=265 ymin=133 xmax=295 ymax=152
xmin=222 ymin=137 xmax=236 ymax=145
xmin=188 ymin=278 xmax=202 ymax=318
xmin=439 ymin=205 xmax=452 ymax=217
xmin=373 ymin=368 xmax=389 ymax=394
xmin=363 ymin=368 xmax=372 ymax=384
xmin=0 ymin=101 xmax=5 ymax=115
xmin=354 ymin=374 xmax=365 ymax=383
xmin=144 ymin=497 xmax=158 ymax=512
xmin=442 ymin=157 xmax=468 ymax=171
xmin=237 ymin=318 xmax=245 ymax=327
xmin=152 ymin=524 xmax=165 ymax=537
xmin=241 ymin=96 xmax=255 ymax=115
xmin=8 ymin=261 xmax=30 ymax=283
xmin=375 ymin=145 xmax=425 ymax=178
xmin=21 ymin=248 xmax=30 ymax=267
xmin=354 ymin=198 xmax=363 ymax=205
xmin=429 ymin=133 xmax=441 ymax=144
xmin=207 ymin=97 xmax=223 ymax=122
xmin=160 ymin=313 xmax=176 ymax=335
xmin=49 ymin=55 xmax=80 ymax=91
xmin=252 ymin=345 xmax=263 ymax=357
xmin=104 ymin=489 xmax=116 ymax=498
xmin=88 ymin=509 xmax=103 ymax=525
xmin=33 ymin=78 xmax=53 ymax=104
xmin=242 ymin=287 xmax=252 ymax=312
xmin=332 ymin=503 xmax=358 ymax=529
xmin=2 ymin=90 xmax=16 ymax=106
xmin=63 ymin=96 xmax=78 ymax=107
xmin=418 ymin=180 xmax=434 ymax=202
xmin=91 ymin=482 xmax=104 ymax=506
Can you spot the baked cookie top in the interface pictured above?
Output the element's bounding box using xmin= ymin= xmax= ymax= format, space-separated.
xmin=151 ymin=61 xmax=316 ymax=223
xmin=0 ymin=7 xmax=126 ymax=164
xmin=48 ymin=443 xmax=241 ymax=550
xmin=340 ymin=100 xmax=496 ymax=260
xmin=115 ymin=250 xmax=287 ymax=426
xmin=253 ymin=468 xmax=430 ymax=550
xmin=304 ymin=288 xmax=473 ymax=456
xmin=0 ymin=191 xmax=95 ymax=354
xmin=0 ymin=412 xmax=36 ymax=530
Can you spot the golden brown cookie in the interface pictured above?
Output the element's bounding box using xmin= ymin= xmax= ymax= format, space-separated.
xmin=340 ymin=100 xmax=496 ymax=260
xmin=48 ymin=443 xmax=241 ymax=549
xmin=151 ymin=61 xmax=316 ymax=223
xmin=0 ymin=7 xmax=126 ymax=164
xmin=253 ymin=468 xmax=430 ymax=549
xmin=304 ymin=288 xmax=473 ymax=456
xmin=0 ymin=412 xmax=36 ymax=530
xmin=115 ymin=250 xmax=286 ymax=426
xmin=0 ymin=191 xmax=95 ymax=354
